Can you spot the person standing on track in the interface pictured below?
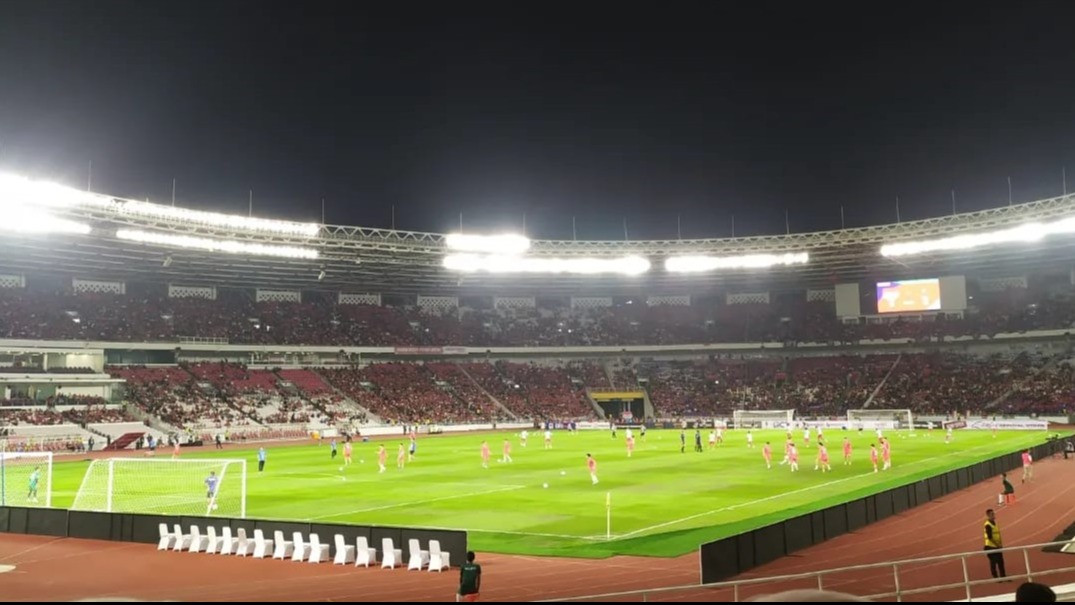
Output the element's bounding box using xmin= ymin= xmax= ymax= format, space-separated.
xmin=984 ymin=509 xmax=1007 ymax=580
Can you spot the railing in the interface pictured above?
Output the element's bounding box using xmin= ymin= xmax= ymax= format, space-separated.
xmin=177 ymin=336 xmax=229 ymax=345
xmin=540 ymin=540 xmax=1075 ymax=602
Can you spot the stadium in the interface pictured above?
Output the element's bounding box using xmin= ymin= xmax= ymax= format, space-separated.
xmin=1 ymin=170 xmax=1074 ymax=602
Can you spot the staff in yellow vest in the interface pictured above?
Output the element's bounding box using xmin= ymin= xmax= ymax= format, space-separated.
xmin=983 ymin=509 xmax=1007 ymax=579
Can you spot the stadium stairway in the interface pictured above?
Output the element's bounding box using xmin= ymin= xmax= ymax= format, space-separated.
xmin=455 ymin=363 xmax=520 ymax=421
xmin=863 ymin=353 xmax=902 ymax=408
xmin=313 ymin=369 xmax=383 ymax=424
xmin=103 ymin=431 xmax=144 ymax=451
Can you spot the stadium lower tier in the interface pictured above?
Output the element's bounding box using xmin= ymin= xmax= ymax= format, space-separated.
xmin=0 ymin=351 xmax=1070 ymax=433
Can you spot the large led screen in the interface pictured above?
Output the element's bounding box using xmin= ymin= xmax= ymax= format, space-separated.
xmin=876 ymin=278 xmax=941 ymax=313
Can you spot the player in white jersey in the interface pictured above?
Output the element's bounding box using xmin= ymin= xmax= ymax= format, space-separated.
xmin=803 ymin=427 xmax=811 ymax=447
xmin=520 ymin=430 xmax=529 ymax=448
xmin=746 ymin=430 xmax=754 ymax=448
xmin=544 ymin=430 xmax=552 ymax=449
xmin=875 ymin=427 xmax=884 ymax=440
xmin=715 ymin=427 xmax=723 ymax=444
xmin=708 ymin=431 xmax=716 ymax=449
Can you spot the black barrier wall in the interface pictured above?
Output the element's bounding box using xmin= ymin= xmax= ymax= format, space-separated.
xmin=0 ymin=508 xmax=468 ymax=563
xmin=700 ymin=438 xmax=1063 ymax=583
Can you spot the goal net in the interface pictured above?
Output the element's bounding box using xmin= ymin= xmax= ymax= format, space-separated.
xmin=847 ymin=409 xmax=914 ymax=431
xmin=0 ymin=452 xmax=53 ymax=508
xmin=71 ymin=458 xmax=246 ymax=518
xmin=732 ymin=409 xmax=795 ymax=429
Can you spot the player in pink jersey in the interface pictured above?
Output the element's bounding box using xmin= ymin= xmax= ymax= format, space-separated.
xmin=788 ymin=444 xmax=800 ymax=472
xmin=172 ymin=440 xmax=181 ymax=459
xmin=1021 ymin=450 xmax=1033 ymax=482
xmin=343 ymin=441 xmax=353 ymax=467
xmin=377 ymin=445 xmax=387 ymax=474
xmin=869 ymin=443 xmax=879 ymax=473
xmin=816 ymin=443 xmax=831 ymax=472
xmin=481 ymin=441 xmax=491 ymax=469
xmin=762 ymin=441 xmax=772 ymax=469
xmin=626 ymin=434 xmax=635 ymax=458
xmin=780 ymin=438 xmax=793 ymax=465
xmin=586 ymin=453 xmax=599 ymax=485
xmin=842 ymin=437 xmax=853 ymax=465
xmin=881 ymin=438 xmax=892 ymax=471
xmin=501 ymin=439 xmax=513 ymax=464
xmin=397 ymin=443 xmax=406 ymax=469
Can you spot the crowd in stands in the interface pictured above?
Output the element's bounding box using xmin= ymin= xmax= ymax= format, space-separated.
xmin=2 ymin=287 xmax=1074 ymax=348
xmin=2 ymin=352 xmax=1071 ymax=431
xmin=635 ymin=351 xmax=1069 ymax=418
xmin=0 ymin=394 xmax=133 ymax=426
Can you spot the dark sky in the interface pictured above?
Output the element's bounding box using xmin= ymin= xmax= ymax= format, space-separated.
xmin=1 ymin=1 xmax=1074 ymax=240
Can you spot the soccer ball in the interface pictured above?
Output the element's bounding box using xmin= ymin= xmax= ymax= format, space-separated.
xmin=339 ymin=466 xmax=344 ymax=471
xmin=543 ymin=483 xmax=549 ymax=489
xmin=560 ymin=470 xmax=566 ymax=476
xmin=212 ymin=504 xmax=218 ymax=511
xmin=360 ymin=459 xmax=365 ymax=464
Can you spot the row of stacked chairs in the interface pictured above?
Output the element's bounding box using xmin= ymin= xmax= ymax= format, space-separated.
xmin=157 ymin=523 xmax=451 ymax=570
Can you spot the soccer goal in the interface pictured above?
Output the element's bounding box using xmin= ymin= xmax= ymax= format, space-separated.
xmin=71 ymin=458 xmax=246 ymax=518
xmin=847 ymin=409 xmax=914 ymax=431
xmin=0 ymin=452 xmax=53 ymax=508
xmin=733 ymin=409 xmax=795 ymax=429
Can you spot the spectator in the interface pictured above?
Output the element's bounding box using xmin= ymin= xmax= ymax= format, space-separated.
xmin=1015 ymin=582 xmax=1056 ymax=602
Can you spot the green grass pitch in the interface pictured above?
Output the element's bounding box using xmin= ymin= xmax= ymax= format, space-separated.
xmin=44 ymin=428 xmax=1051 ymax=558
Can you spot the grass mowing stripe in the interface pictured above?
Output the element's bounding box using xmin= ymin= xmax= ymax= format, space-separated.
xmin=309 ymin=484 xmax=527 ymax=519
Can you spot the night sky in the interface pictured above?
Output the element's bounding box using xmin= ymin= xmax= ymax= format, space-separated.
xmin=1 ymin=1 xmax=1074 ymax=240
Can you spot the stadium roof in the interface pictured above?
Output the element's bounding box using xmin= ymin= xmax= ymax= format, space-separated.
xmin=2 ymin=175 xmax=1075 ymax=295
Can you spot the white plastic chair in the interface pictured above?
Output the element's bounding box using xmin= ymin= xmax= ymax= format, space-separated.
xmin=252 ymin=529 xmax=274 ymax=559
xmin=333 ymin=534 xmax=355 ymax=565
xmin=187 ymin=525 xmax=209 ymax=553
xmin=407 ymin=538 xmax=429 ymax=571
xmin=234 ymin=528 xmax=251 ymax=557
xmin=355 ymin=536 xmax=377 ymax=568
xmin=308 ymin=533 xmax=330 ymax=564
xmin=291 ymin=531 xmax=309 ymax=562
xmin=219 ymin=526 xmax=238 ymax=555
xmin=428 ymin=539 xmax=451 ymax=571
xmin=157 ymin=523 xmax=176 ymax=551
xmin=172 ymin=524 xmax=192 ymax=552
xmin=380 ymin=537 xmax=402 ymax=569
xmin=271 ymin=530 xmax=293 ymax=560
xmin=205 ymin=526 xmax=221 ymax=554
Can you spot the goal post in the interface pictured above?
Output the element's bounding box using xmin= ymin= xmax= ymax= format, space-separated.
xmin=732 ymin=409 xmax=795 ymax=429
xmin=0 ymin=452 xmax=53 ymax=508
xmin=847 ymin=409 xmax=914 ymax=431
xmin=72 ymin=458 xmax=247 ymax=518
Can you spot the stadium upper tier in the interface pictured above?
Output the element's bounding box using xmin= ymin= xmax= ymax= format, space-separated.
xmin=2 ymin=172 xmax=1075 ymax=293
xmin=0 ymin=286 xmax=1070 ymax=346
